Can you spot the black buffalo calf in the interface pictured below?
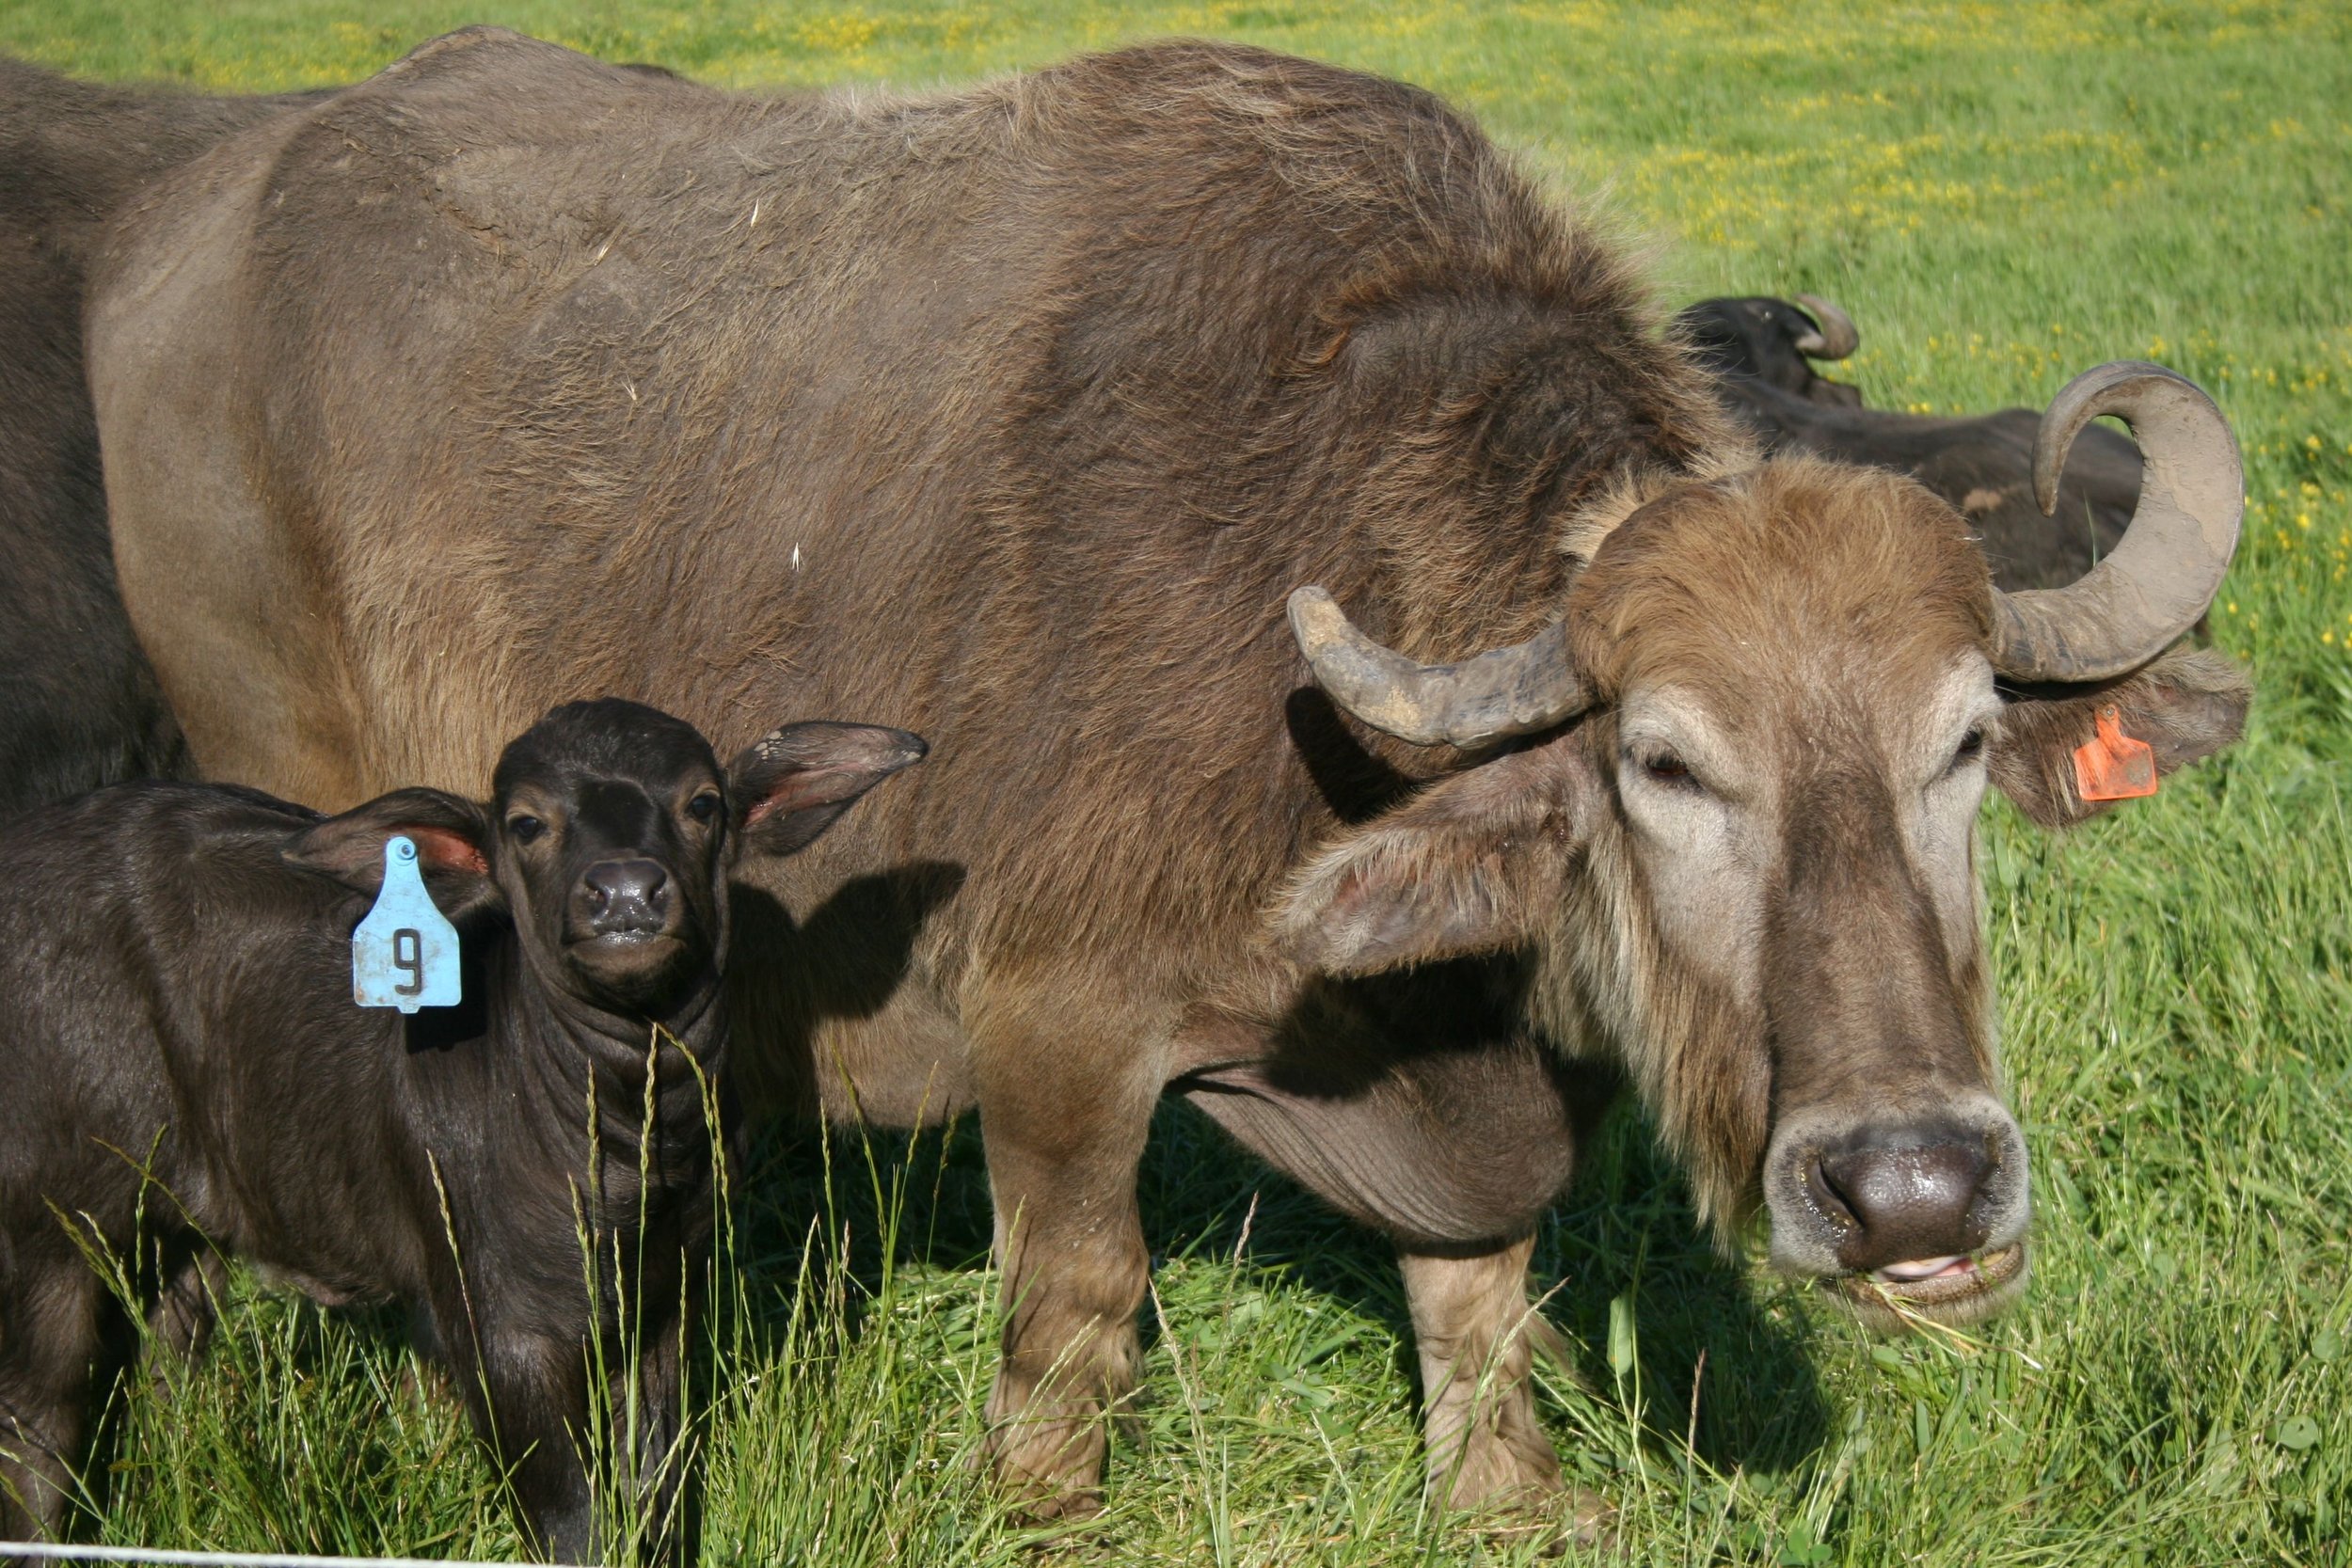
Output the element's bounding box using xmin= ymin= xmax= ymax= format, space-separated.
xmin=0 ymin=699 xmax=925 ymax=1560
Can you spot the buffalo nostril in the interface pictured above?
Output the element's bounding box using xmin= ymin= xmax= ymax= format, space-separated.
xmin=1804 ymin=1153 xmax=1860 ymax=1232
xmin=580 ymin=860 xmax=671 ymax=936
xmin=1817 ymin=1133 xmax=1994 ymax=1273
xmin=585 ymin=861 xmax=667 ymax=902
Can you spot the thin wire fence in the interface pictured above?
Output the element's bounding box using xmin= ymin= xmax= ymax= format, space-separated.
xmin=0 ymin=1545 xmax=551 ymax=1568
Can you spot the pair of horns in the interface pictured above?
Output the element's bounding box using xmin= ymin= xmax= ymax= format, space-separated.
xmin=1291 ymin=362 xmax=2242 ymax=747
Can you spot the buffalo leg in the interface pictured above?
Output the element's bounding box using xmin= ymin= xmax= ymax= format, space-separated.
xmin=1180 ymin=1033 xmax=1612 ymax=1531
xmin=1400 ymin=1242 xmax=1606 ymax=1537
xmin=144 ymin=1249 xmax=226 ymax=1367
xmin=447 ymin=1320 xmax=596 ymax=1564
xmin=974 ymin=1013 xmax=1158 ymax=1518
xmin=606 ymin=1304 xmax=694 ymax=1562
xmin=0 ymin=1262 xmax=106 ymax=1545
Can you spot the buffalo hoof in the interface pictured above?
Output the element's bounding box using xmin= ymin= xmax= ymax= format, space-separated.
xmin=984 ymin=1418 xmax=1111 ymax=1533
xmin=1004 ymin=1484 xmax=1104 ymax=1529
xmin=1431 ymin=1417 xmax=1616 ymax=1552
xmin=1455 ymin=1481 xmax=1617 ymax=1557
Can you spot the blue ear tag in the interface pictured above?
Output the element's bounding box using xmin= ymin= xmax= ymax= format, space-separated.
xmin=352 ymin=835 xmax=463 ymax=1012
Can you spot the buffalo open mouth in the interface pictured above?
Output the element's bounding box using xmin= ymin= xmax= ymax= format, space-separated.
xmin=572 ymin=927 xmax=672 ymax=947
xmin=1819 ymin=1241 xmax=2029 ymax=1331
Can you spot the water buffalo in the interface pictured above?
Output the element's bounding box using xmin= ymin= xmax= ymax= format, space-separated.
xmin=1677 ymin=292 xmax=1867 ymax=407
xmin=0 ymin=61 xmax=338 ymax=816
xmin=0 ymin=56 xmax=700 ymax=822
xmin=87 ymin=33 xmax=2249 ymax=1533
xmin=0 ymin=699 xmax=923 ymax=1560
xmin=1677 ymin=293 xmax=2144 ymax=590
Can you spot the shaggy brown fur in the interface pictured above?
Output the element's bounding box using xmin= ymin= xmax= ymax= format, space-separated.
xmin=87 ymin=31 xmax=2249 ymax=1523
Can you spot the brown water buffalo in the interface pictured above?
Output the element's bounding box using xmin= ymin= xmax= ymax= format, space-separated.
xmin=87 ymin=33 xmax=2249 ymax=1533
xmin=1677 ymin=293 xmax=2144 ymax=590
xmin=0 ymin=61 xmax=334 ymax=816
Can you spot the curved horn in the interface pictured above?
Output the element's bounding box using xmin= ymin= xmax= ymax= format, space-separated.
xmin=1790 ymin=293 xmax=1860 ymax=360
xmin=1287 ymin=588 xmax=1589 ymax=747
xmin=1991 ymin=361 xmax=2242 ymax=683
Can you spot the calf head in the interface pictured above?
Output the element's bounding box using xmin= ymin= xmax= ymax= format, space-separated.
xmin=286 ymin=700 xmax=926 ymax=1022
xmin=1277 ymin=363 xmax=2248 ymax=1330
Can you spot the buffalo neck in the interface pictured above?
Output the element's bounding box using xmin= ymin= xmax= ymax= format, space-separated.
xmin=463 ymin=935 xmax=728 ymax=1194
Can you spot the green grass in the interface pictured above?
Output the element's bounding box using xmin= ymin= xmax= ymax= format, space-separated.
xmin=5 ymin=1 xmax=2348 ymax=1562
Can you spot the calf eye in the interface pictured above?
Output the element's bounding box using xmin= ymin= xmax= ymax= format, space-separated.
xmin=508 ymin=814 xmax=546 ymax=844
xmin=686 ymin=792 xmax=722 ymax=824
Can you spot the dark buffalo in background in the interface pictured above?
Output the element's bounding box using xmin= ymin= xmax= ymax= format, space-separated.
xmin=1677 ymin=293 xmax=2144 ymax=590
xmin=1677 ymin=292 xmax=1867 ymax=408
xmin=0 ymin=61 xmax=332 ymax=816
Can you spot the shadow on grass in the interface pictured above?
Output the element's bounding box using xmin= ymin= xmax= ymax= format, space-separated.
xmin=727 ymin=1090 xmax=1830 ymax=1484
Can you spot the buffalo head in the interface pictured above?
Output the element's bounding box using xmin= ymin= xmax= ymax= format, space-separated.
xmin=286 ymin=701 xmax=928 ymax=1018
xmin=1276 ymin=363 xmax=2247 ymax=1329
xmin=1676 ymin=293 xmax=1865 ymax=407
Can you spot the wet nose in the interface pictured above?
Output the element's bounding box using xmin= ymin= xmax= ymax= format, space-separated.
xmin=1811 ymin=1131 xmax=1994 ymax=1273
xmin=580 ymin=859 xmax=670 ymax=936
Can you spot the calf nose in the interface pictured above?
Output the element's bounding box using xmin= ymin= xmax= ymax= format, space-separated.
xmin=581 ymin=859 xmax=671 ymax=936
xmin=1811 ymin=1132 xmax=1993 ymax=1274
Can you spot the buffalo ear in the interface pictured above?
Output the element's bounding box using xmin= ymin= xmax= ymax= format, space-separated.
xmin=1991 ymin=645 xmax=2250 ymax=829
xmin=1272 ymin=736 xmax=1590 ymax=976
xmin=282 ymin=787 xmax=503 ymax=918
xmin=729 ymin=722 xmax=929 ymax=858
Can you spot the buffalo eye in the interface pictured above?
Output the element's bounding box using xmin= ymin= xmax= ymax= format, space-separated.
xmin=1633 ymin=748 xmax=1700 ymax=791
xmin=686 ymin=791 xmax=722 ymax=824
xmin=1950 ymin=727 xmax=1987 ymax=770
xmin=508 ymin=814 xmax=547 ymax=844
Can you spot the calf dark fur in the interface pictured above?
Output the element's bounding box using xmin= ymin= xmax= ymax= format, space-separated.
xmin=1676 ymin=294 xmax=2143 ymax=590
xmin=0 ymin=700 xmax=923 ymax=1559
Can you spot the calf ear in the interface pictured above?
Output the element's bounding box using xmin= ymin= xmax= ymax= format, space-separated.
xmin=282 ymin=787 xmax=503 ymax=918
xmin=1990 ymin=646 xmax=2250 ymax=829
xmin=1273 ymin=736 xmax=1591 ymax=976
xmin=729 ymin=722 xmax=929 ymax=857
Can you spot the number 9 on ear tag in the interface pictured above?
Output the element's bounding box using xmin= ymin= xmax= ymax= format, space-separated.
xmin=353 ymin=835 xmax=463 ymax=1012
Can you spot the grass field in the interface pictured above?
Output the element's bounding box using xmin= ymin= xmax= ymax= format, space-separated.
xmin=4 ymin=1 xmax=2348 ymax=1563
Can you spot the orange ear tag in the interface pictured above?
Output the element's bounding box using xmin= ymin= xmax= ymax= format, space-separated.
xmin=2073 ymin=705 xmax=2157 ymax=802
